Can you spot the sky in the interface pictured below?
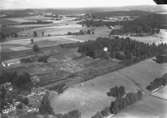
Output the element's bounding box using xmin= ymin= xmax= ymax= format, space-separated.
xmin=0 ymin=0 xmax=156 ymax=9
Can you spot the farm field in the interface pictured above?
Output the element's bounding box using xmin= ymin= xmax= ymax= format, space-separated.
xmin=115 ymin=58 xmax=167 ymax=90
xmin=0 ymin=15 xmax=81 ymax=41
xmin=8 ymin=50 xmax=121 ymax=88
xmin=0 ymin=18 xmax=18 ymax=25
xmin=1 ymin=35 xmax=83 ymax=53
xmin=50 ymin=72 xmax=138 ymax=118
xmin=71 ymin=26 xmax=111 ymax=41
xmin=17 ymin=23 xmax=82 ymax=36
xmin=49 ymin=58 xmax=167 ymax=118
xmin=0 ymin=16 xmax=84 ymax=54
xmin=113 ymin=95 xmax=167 ymax=118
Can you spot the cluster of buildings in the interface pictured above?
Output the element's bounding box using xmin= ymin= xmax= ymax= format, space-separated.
xmin=0 ymin=80 xmax=47 ymax=115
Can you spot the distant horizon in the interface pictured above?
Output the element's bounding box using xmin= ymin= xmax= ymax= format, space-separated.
xmin=0 ymin=5 xmax=158 ymax=10
xmin=1 ymin=5 xmax=167 ymax=13
xmin=0 ymin=0 xmax=156 ymax=10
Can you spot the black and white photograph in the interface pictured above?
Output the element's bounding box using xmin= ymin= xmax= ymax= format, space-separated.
xmin=0 ymin=0 xmax=167 ymax=118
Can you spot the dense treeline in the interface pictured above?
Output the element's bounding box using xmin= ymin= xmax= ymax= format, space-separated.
xmin=81 ymin=11 xmax=152 ymax=27
xmin=39 ymin=92 xmax=54 ymax=115
xmin=0 ymin=25 xmax=21 ymax=42
xmin=67 ymin=29 xmax=94 ymax=35
xmin=80 ymin=19 xmax=125 ymax=27
xmin=146 ymin=74 xmax=167 ymax=91
xmin=81 ymin=13 xmax=166 ymax=35
xmin=0 ymin=71 xmax=33 ymax=90
xmin=110 ymin=91 xmax=142 ymax=114
xmin=154 ymin=0 xmax=167 ymax=4
xmin=90 ymin=10 xmax=152 ymax=18
xmin=78 ymin=37 xmax=166 ymax=61
xmin=111 ymin=14 xmax=166 ymax=35
xmin=0 ymin=71 xmax=33 ymax=113
xmin=91 ymin=90 xmax=143 ymax=118
xmin=154 ymin=55 xmax=167 ymax=64
xmin=0 ymin=32 xmax=18 ymax=42
xmin=21 ymin=21 xmax=53 ymax=25
xmin=107 ymin=86 xmax=125 ymax=98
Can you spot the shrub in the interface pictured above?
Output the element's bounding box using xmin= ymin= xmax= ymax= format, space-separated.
xmin=33 ymin=44 xmax=40 ymax=53
xmin=38 ymin=55 xmax=49 ymax=63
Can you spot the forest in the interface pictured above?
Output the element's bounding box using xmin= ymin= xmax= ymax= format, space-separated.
xmin=90 ymin=10 xmax=152 ymax=18
xmin=111 ymin=13 xmax=166 ymax=35
xmin=0 ymin=71 xmax=33 ymax=113
xmin=78 ymin=37 xmax=166 ymax=61
xmin=0 ymin=71 xmax=33 ymax=90
xmin=0 ymin=25 xmax=21 ymax=42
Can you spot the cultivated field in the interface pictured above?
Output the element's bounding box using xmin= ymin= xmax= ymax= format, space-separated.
xmin=49 ymin=58 xmax=167 ymax=118
xmin=71 ymin=26 xmax=111 ymax=41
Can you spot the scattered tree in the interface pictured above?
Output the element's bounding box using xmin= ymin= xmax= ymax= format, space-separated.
xmin=107 ymin=86 xmax=125 ymax=98
xmin=39 ymin=92 xmax=54 ymax=115
xmin=33 ymin=31 xmax=38 ymax=37
xmin=33 ymin=44 xmax=40 ymax=53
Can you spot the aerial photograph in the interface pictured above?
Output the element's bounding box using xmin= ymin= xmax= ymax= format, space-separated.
xmin=0 ymin=0 xmax=167 ymax=118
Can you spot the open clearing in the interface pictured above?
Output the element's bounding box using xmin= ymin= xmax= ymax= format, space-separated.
xmin=1 ymin=35 xmax=83 ymax=52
